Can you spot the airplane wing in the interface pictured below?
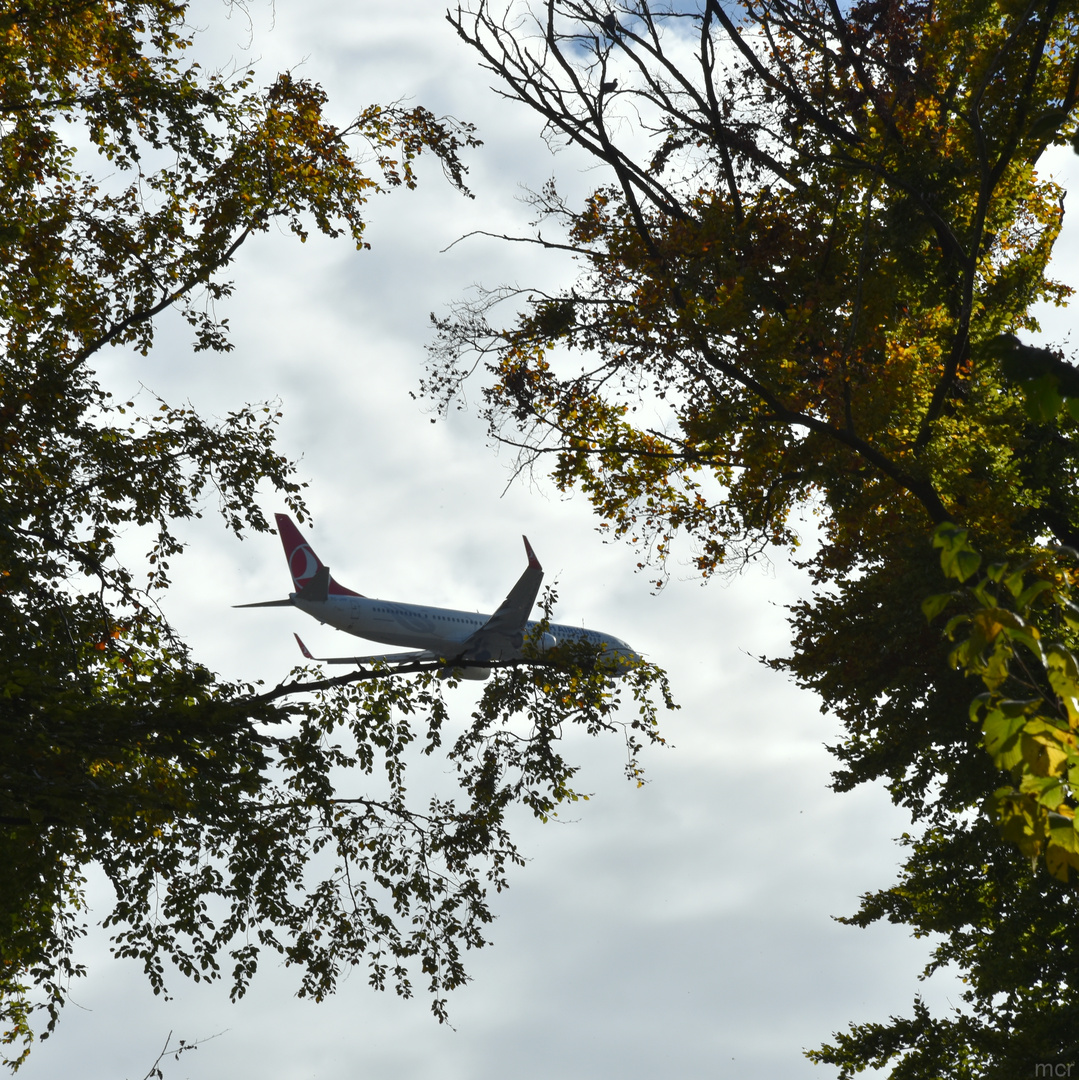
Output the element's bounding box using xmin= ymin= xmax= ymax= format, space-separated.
xmin=294 ymin=634 xmax=439 ymax=667
xmin=456 ymin=536 xmax=543 ymax=663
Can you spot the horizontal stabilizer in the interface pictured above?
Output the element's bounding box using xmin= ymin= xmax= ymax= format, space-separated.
xmin=235 ymin=557 xmax=329 ymax=609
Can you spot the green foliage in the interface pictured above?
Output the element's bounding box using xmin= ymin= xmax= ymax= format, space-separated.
xmin=0 ymin=2 xmax=674 ymax=1071
xmin=438 ymin=0 xmax=1079 ymax=1074
xmin=926 ymin=523 xmax=1079 ymax=883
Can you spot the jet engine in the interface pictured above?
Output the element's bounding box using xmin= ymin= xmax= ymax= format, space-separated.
xmin=437 ymin=665 xmax=491 ymax=682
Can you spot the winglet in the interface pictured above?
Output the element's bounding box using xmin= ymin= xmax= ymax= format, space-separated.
xmin=455 ymin=540 xmax=544 ymax=664
xmin=523 ymin=535 xmax=542 ymax=572
xmin=294 ymin=633 xmax=315 ymax=660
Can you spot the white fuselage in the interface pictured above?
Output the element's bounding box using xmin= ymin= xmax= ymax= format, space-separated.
xmin=293 ymin=594 xmax=636 ymax=660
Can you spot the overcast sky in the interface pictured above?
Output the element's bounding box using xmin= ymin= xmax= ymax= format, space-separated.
xmin=18 ymin=4 xmax=1079 ymax=1079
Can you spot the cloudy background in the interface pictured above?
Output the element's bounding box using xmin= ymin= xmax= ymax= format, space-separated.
xmin=18 ymin=3 xmax=1079 ymax=1078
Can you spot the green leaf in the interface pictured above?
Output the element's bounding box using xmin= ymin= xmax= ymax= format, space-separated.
xmin=1018 ymin=772 xmax=1065 ymax=809
xmin=1021 ymin=374 xmax=1064 ymax=423
xmin=1059 ymin=599 xmax=1079 ymax=631
xmin=982 ymin=709 xmax=1026 ymax=757
xmin=997 ymin=698 xmax=1043 ymax=718
xmin=1047 ymin=815 xmax=1079 ymax=852
xmin=1045 ymin=843 xmax=1078 ymax=882
xmin=932 ymin=523 xmax=982 ymax=582
xmin=1001 ymin=624 xmax=1042 ymax=659
xmin=1045 ymin=643 xmax=1079 ymax=684
xmin=921 ymin=592 xmax=955 ymax=623
xmin=1015 ymin=579 xmax=1052 ymax=610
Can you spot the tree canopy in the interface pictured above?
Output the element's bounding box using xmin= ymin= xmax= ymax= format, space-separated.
xmin=432 ymin=0 xmax=1079 ymax=1073
xmin=0 ymin=1 xmax=672 ymax=1068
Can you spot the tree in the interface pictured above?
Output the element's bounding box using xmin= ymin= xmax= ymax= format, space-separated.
xmin=432 ymin=0 xmax=1079 ymax=1073
xmin=0 ymin=2 xmax=672 ymax=1068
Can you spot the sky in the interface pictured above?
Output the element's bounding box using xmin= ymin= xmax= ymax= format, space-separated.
xmin=16 ymin=4 xmax=1079 ymax=1079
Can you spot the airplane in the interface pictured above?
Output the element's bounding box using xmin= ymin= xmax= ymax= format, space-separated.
xmin=235 ymin=513 xmax=639 ymax=680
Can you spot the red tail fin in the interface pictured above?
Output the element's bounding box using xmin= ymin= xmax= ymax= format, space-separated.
xmin=274 ymin=514 xmax=362 ymax=597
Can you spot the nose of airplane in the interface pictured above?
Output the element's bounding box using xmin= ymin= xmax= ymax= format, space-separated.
xmin=602 ymin=642 xmax=643 ymax=672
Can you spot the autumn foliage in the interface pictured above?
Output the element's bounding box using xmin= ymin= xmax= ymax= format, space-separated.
xmin=0 ymin=2 xmax=677 ymax=1070
xmin=436 ymin=0 xmax=1079 ymax=1072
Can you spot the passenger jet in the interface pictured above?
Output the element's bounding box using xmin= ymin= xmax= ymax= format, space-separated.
xmin=236 ymin=514 xmax=638 ymax=680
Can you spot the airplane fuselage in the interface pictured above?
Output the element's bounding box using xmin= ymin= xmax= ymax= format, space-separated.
xmin=293 ymin=594 xmax=634 ymax=660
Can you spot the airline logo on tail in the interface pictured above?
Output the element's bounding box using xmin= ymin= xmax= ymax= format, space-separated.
xmin=274 ymin=513 xmax=362 ymax=597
